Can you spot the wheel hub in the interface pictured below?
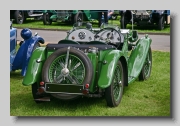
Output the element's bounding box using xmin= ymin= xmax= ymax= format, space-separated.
xmin=61 ymin=68 xmax=69 ymax=76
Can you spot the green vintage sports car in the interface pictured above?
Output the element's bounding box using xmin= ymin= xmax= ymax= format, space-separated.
xmin=22 ymin=22 xmax=152 ymax=107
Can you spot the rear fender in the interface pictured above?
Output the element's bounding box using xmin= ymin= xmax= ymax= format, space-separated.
xmin=22 ymin=47 xmax=46 ymax=86
xmin=128 ymin=35 xmax=152 ymax=84
xmin=83 ymin=10 xmax=91 ymax=20
xmin=98 ymin=50 xmax=123 ymax=89
xmin=12 ymin=35 xmax=44 ymax=76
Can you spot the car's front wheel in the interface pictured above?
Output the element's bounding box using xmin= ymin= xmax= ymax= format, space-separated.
xmin=139 ymin=47 xmax=152 ymax=81
xmin=105 ymin=60 xmax=124 ymax=107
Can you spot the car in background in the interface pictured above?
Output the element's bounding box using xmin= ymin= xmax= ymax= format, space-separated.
xmin=10 ymin=21 xmax=45 ymax=76
xmin=119 ymin=10 xmax=170 ymax=30
xmin=10 ymin=21 xmax=17 ymax=71
xmin=42 ymin=10 xmax=118 ymax=25
xmin=10 ymin=10 xmax=43 ymax=24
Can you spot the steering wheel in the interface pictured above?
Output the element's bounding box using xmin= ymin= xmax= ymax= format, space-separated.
xmin=94 ymin=27 xmax=122 ymax=48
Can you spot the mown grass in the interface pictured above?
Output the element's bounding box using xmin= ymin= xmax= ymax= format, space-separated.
xmin=12 ymin=16 xmax=170 ymax=34
xmin=10 ymin=51 xmax=170 ymax=116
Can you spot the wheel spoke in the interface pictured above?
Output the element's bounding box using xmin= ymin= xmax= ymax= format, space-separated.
xmin=67 ymin=75 xmax=77 ymax=84
xmin=65 ymin=47 xmax=70 ymax=68
xmin=68 ymin=59 xmax=71 ymax=69
xmin=71 ymin=74 xmax=80 ymax=84
xmin=71 ymin=62 xmax=81 ymax=71
xmin=55 ymin=73 xmax=63 ymax=83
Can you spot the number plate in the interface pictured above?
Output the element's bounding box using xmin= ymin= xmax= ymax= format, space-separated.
xmin=45 ymin=83 xmax=84 ymax=94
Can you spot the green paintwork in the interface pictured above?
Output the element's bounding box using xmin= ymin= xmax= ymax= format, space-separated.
xmin=50 ymin=15 xmax=57 ymax=20
xmin=88 ymin=10 xmax=99 ymax=20
xmin=22 ymin=23 xmax=152 ymax=100
xmin=128 ymin=35 xmax=152 ymax=84
xmin=87 ymin=53 xmax=97 ymax=93
xmin=22 ymin=47 xmax=46 ymax=86
xmin=72 ymin=10 xmax=78 ymax=14
xmin=98 ymin=50 xmax=124 ymax=89
xmin=42 ymin=10 xmax=100 ymax=22
xmin=82 ymin=10 xmax=99 ymax=21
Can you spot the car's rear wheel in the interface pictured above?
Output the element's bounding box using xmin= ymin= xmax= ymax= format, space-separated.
xmin=42 ymin=47 xmax=93 ymax=100
xmin=105 ymin=60 xmax=124 ymax=107
xmin=43 ymin=13 xmax=52 ymax=25
xmin=139 ymin=47 xmax=152 ymax=81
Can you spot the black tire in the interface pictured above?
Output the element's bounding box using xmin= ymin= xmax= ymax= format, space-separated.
xmin=120 ymin=14 xmax=127 ymax=29
xmin=42 ymin=47 xmax=93 ymax=100
xmin=158 ymin=15 xmax=165 ymax=30
xmin=105 ymin=60 xmax=124 ymax=107
xmin=43 ymin=13 xmax=52 ymax=25
xmin=14 ymin=10 xmax=24 ymax=24
xmin=139 ymin=47 xmax=152 ymax=81
xmin=32 ymin=42 xmax=40 ymax=51
xmin=74 ymin=11 xmax=83 ymax=24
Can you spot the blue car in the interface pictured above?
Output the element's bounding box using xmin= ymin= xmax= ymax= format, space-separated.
xmin=10 ymin=21 xmax=45 ymax=76
xmin=10 ymin=21 xmax=17 ymax=72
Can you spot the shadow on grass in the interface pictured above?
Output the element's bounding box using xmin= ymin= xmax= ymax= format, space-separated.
xmin=10 ymin=92 xmax=107 ymax=112
xmin=10 ymin=70 xmax=23 ymax=79
xmin=10 ymin=69 xmax=135 ymax=112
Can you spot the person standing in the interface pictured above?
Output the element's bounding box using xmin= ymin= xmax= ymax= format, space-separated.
xmin=98 ymin=10 xmax=108 ymax=27
xmin=108 ymin=10 xmax=114 ymax=19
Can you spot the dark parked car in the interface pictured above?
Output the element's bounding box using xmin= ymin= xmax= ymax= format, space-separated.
xmin=119 ymin=10 xmax=170 ymax=30
xmin=10 ymin=10 xmax=43 ymax=24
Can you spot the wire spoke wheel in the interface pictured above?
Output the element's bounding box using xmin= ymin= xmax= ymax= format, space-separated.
xmin=139 ymin=47 xmax=152 ymax=81
xmin=113 ymin=67 xmax=123 ymax=102
xmin=48 ymin=55 xmax=85 ymax=84
xmin=42 ymin=47 xmax=93 ymax=100
xmin=105 ymin=60 xmax=124 ymax=107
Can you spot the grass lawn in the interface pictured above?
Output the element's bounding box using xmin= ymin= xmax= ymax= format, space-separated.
xmin=10 ymin=50 xmax=170 ymax=116
xmin=12 ymin=16 xmax=170 ymax=34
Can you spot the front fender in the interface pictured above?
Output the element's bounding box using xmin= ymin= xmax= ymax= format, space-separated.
xmin=22 ymin=47 xmax=46 ymax=86
xmin=128 ymin=35 xmax=152 ymax=84
xmin=12 ymin=35 xmax=44 ymax=76
xmin=98 ymin=50 xmax=123 ymax=89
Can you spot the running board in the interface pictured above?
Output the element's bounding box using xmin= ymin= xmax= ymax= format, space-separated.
xmin=34 ymin=97 xmax=50 ymax=101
